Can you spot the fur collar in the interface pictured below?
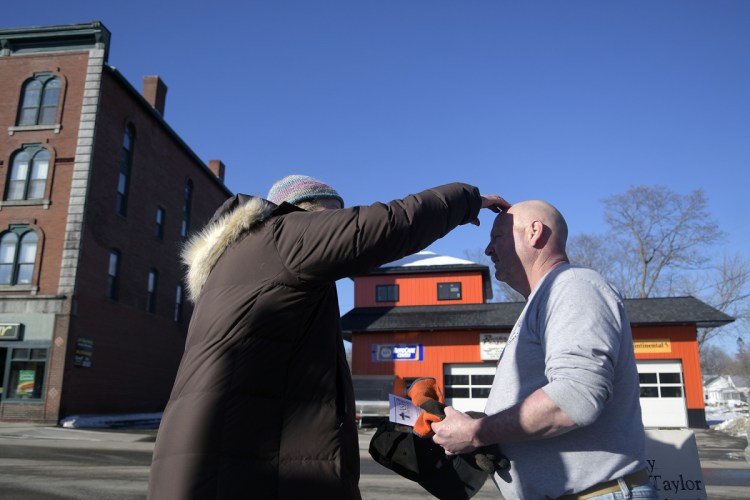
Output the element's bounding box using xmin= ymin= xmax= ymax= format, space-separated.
xmin=182 ymin=196 xmax=275 ymax=302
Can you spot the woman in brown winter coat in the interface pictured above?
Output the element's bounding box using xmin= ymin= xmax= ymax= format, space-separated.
xmin=147 ymin=175 xmax=507 ymax=499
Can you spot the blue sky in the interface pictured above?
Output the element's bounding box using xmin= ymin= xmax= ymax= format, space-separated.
xmin=6 ymin=1 xmax=749 ymax=346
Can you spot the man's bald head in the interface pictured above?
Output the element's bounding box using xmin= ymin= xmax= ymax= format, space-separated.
xmin=508 ymin=200 xmax=568 ymax=251
xmin=485 ymin=199 xmax=570 ymax=298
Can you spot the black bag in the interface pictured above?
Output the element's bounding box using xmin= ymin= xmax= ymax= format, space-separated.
xmin=368 ymin=420 xmax=492 ymax=500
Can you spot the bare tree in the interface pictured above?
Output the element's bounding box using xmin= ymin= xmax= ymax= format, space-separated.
xmin=602 ymin=185 xmax=725 ymax=298
xmin=678 ymin=253 xmax=750 ymax=353
xmin=567 ymin=185 xmax=747 ymax=352
xmin=700 ymin=344 xmax=735 ymax=376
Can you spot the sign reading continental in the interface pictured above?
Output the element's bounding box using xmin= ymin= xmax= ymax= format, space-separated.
xmin=372 ymin=344 xmax=424 ymax=362
xmin=634 ymin=339 xmax=672 ymax=353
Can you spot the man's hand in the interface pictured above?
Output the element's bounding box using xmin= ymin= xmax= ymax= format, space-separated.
xmin=469 ymin=195 xmax=511 ymax=226
xmin=431 ymin=406 xmax=481 ymax=455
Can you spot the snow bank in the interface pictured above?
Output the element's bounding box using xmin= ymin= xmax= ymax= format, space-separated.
xmin=60 ymin=412 xmax=162 ymax=429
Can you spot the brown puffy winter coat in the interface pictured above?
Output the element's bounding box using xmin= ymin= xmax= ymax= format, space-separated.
xmin=147 ymin=183 xmax=481 ymax=499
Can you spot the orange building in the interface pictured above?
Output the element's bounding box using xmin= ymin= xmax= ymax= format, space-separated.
xmin=342 ymin=251 xmax=734 ymax=429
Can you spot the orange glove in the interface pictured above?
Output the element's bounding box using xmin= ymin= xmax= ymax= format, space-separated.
xmin=408 ymin=377 xmax=446 ymax=437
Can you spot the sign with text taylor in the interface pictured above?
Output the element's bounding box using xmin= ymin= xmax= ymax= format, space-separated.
xmin=372 ymin=344 xmax=424 ymax=362
xmin=645 ymin=429 xmax=707 ymax=499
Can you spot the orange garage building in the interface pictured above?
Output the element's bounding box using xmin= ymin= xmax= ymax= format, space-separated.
xmin=341 ymin=251 xmax=734 ymax=429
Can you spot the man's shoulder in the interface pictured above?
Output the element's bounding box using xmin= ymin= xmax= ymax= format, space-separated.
xmin=543 ymin=265 xmax=622 ymax=300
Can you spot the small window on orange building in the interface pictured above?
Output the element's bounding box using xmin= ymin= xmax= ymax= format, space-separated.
xmin=376 ymin=284 xmax=399 ymax=302
xmin=437 ymin=282 xmax=462 ymax=300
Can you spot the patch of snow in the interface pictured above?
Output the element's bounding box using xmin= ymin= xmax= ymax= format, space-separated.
xmin=705 ymin=401 xmax=750 ymax=439
xmin=60 ymin=412 xmax=162 ymax=429
xmin=380 ymin=251 xmax=480 ymax=268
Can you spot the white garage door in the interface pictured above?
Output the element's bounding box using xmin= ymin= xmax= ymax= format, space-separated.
xmin=443 ymin=363 xmax=497 ymax=412
xmin=637 ymin=360 xmax=688 ymax=428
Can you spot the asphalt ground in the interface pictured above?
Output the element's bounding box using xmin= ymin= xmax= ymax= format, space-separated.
xmin=0 ymin=423 xmax=748 ymax=499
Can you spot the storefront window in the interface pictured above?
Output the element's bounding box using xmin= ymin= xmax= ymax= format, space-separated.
xmin=5 ymin=347 xmax=47 ymax=400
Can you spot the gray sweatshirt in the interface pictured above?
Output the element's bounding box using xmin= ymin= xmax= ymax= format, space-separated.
xmin=485 ymin=264 xmax=647 ymax=499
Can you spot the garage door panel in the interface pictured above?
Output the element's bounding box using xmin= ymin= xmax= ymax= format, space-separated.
xmin=637 ymin=360 xmax=688 ymax=428
xmin=444 ymin=363 xmax=496 ymax=413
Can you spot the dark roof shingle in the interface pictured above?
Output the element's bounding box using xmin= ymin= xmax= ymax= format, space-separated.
xmin=340 ymin=296 xmax=733 ymax=341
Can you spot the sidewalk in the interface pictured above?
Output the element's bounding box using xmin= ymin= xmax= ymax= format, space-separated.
xmin=0 ymin=421 xmax=156 ymax=451
xmin=1 ymin=421 xmax=748 ymax=499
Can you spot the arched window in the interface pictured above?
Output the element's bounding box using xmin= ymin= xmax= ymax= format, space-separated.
xmin=0 ymin=227 xmax=38 ymax=286
xmin=18 ymin=74 xmax=61 ymax=126
xmin=6 ymin=146 xmax=50 ymax=201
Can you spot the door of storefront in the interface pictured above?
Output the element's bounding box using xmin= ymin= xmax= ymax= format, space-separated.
xmin=637 ymin=360 xmax=689 ymax=428
xmin=443 ymin=363 xmax=496 ymax=412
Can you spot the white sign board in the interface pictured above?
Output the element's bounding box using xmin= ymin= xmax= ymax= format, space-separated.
xmin=645 ymin=429 xmax=707 ymax=500
xmin=480 ymin=333 xmax=509 ymax=361
xmin=388 ymin=394 xmax=423 ymax=427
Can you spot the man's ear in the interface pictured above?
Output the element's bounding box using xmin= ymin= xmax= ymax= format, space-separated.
xmin=528 ymin=220 xmax=545 ymax=247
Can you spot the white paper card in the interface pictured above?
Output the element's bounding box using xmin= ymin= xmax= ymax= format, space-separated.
xmin=388 ymin=394 xmax=423 ymax=426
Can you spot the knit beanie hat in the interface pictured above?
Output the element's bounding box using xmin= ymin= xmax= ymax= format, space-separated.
xmin=266 ymin=174 xmax=344 ymax=207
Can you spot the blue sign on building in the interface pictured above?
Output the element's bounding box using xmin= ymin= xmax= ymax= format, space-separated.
xmin=372 ymin=344 xmax=424 ymax=362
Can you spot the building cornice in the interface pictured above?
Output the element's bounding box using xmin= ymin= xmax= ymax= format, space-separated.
xmin=0 ymin=22 xmax=110 ymax=60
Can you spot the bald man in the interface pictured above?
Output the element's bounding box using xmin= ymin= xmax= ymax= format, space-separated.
xmin=432 ymin=201 xmax=658 ymax=500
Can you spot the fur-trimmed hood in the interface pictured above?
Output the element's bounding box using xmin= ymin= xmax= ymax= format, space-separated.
xmin=181 ymin=195 xmax=276 ymax=302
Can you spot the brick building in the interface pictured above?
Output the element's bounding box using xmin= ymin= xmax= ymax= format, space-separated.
xmin=0 ymin=22 xmax=231 ymax=423
xmin=342 ymin=251 xmax=734 ymax=429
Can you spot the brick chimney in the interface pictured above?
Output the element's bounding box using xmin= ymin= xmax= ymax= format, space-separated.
xmin=208 ymin=160 xmax=225 ymax=182
xmin=142 ymin=76 xmax=167 ymax=116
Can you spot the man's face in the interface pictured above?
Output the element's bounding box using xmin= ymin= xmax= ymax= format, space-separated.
xmin=485 ymin=212 xmax=525 ymax=288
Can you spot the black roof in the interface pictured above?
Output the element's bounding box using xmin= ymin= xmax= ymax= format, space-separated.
xmin=340 ymin=296 xmax=734 ymax=341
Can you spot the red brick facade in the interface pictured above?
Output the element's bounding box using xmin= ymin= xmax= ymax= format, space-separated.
xmin=0 ymin=22 xmax=231 ymax=423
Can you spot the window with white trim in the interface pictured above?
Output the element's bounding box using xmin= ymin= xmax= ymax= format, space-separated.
xmin=639 ymin=371 xmax=684 ymax=398
xmin=0 ymin=226 xmax=38 ymax=285
xmin=17 ymin=74 xmax=61 ymax=126
xmin=6 ymin=146 xmax=49 ymax=201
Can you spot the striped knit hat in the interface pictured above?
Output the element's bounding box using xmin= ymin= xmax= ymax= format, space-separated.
xmin=266 ymin=174 xmax=344 ymax=207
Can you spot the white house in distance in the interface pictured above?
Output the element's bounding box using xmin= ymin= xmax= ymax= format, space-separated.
xmin=704 ymin=375 xmax=750 ymax=404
